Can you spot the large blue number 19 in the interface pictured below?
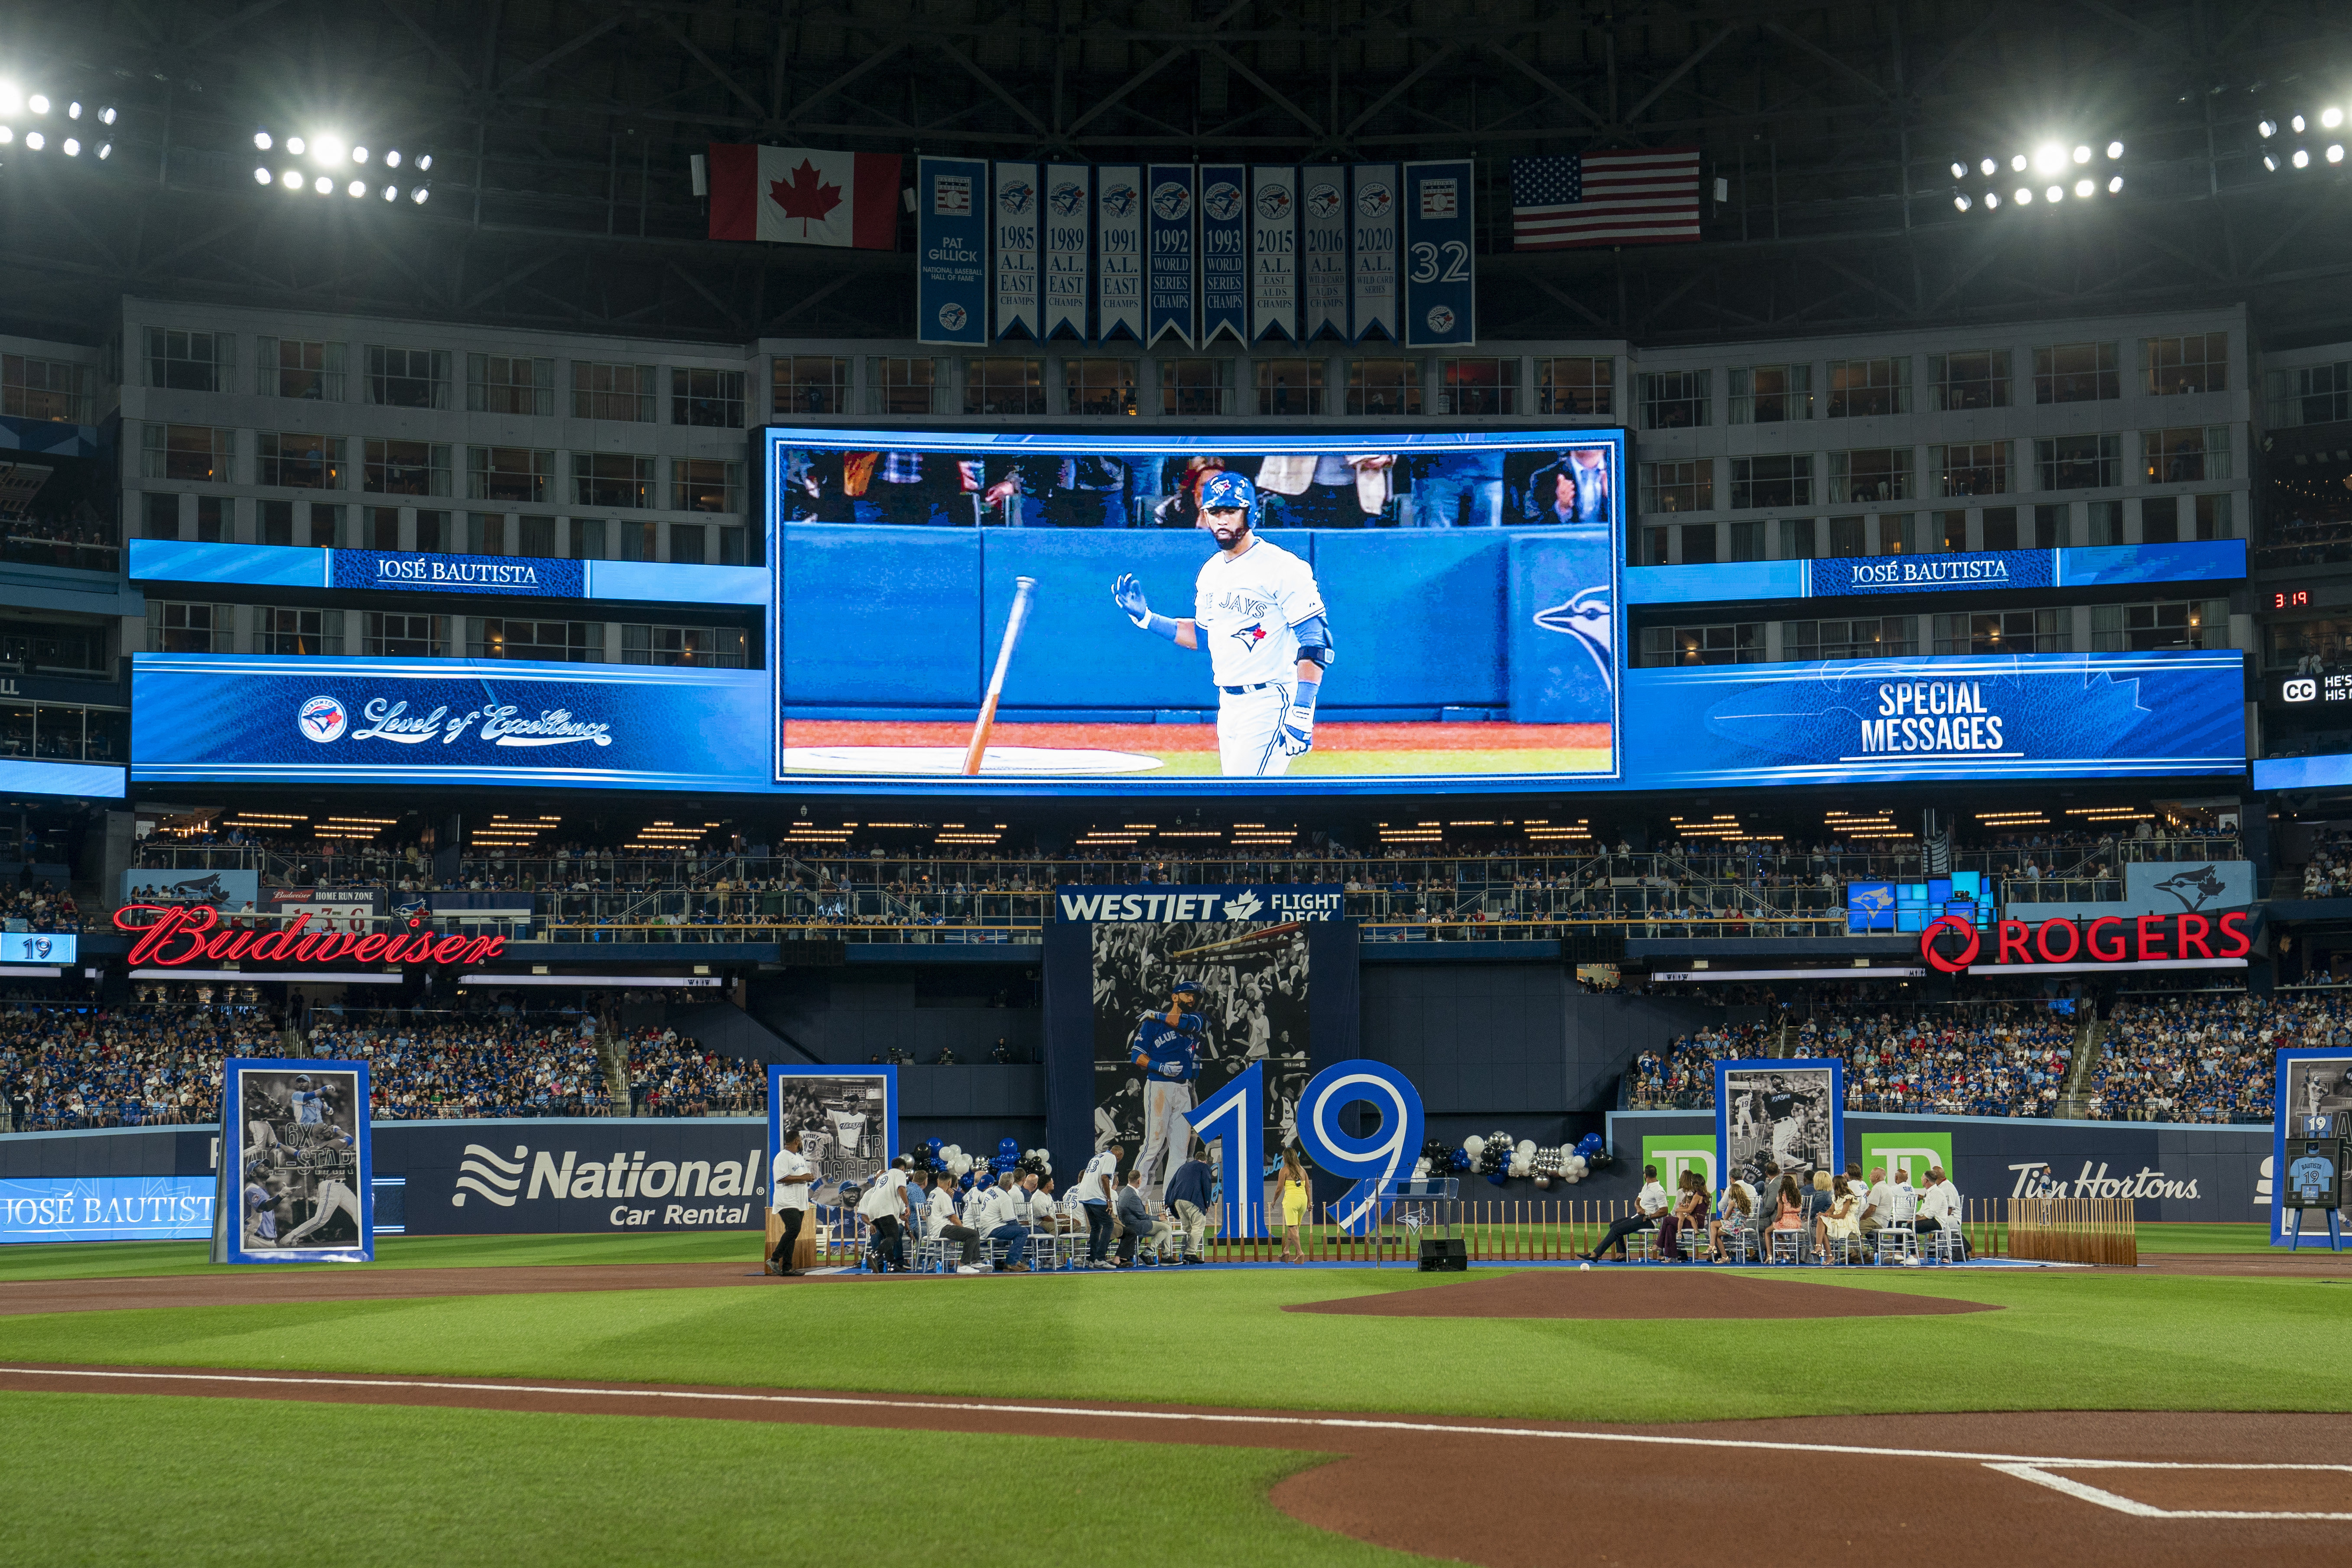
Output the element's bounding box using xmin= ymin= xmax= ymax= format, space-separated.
xmin=1298 ymin=1060 xmax=1425 ymax=1236
xmin=1184 ymin=1062 xmax=1266 ymax=1240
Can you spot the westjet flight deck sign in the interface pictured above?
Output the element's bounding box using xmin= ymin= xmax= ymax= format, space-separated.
xmin=1056 ymin=885 xmax=1345 ymax=924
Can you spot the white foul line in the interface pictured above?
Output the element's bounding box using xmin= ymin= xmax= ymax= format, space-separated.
xmin=1987 ymin=1462 xmax=2352 ymax=1521
xmin=0 ymin=1362 xmax=2345 ymax=1500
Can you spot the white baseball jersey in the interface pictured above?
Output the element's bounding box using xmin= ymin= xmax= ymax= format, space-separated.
xmin=1078 ymin=1150 xmax=1118 ymax=1204
xmin=1193 ymin=537 xmax=1324 ymax=688
xmin=828 ymin=1110 xmax=868 ymax=1158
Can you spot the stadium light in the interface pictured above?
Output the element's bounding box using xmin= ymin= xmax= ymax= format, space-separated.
xmin=1953 ymin=194 xmax=1972 ymax=211
xmin=95 ymin=142 xmax=109 ymax=159
xmin=254 ymin=166 xmax=271 ymax=184
xmin=2328 ymin=107 xmax=2346 ymax=129
xmin=27 ymin=94 xmax=48 ymax=115
xmin=62 ymin=137 xmax=78 ymax=156
xmin=0 ymin=127 xmax=12 ymax=145
xmin=2260 ymin=120 xmax=2278 ymax=139
xmin=2033 ymin=143 xmax=2066 ymax=175
xmin=2295 ymin=148 xmax=2312 ymax=168
xmin=352 ymin=145 xmax=368 ymax=163
xmin=383 ymin=184 xmax=397 ymax=201
xmin=99 ymin=106 xmax=115 ymax=126
xmin=2014 ymin=186 xmax=2032 ymax=204
xmin=254 ymin=130 xmax=272 ymax=149
xmin=2075 ymin=177 xmax=2094 ymax=198
xmin=66 ymin=101 xmax=80 ymax=119
xmin=287 ymin=134 xmax=306 ymax=154
xmin=410 ymin=185 xmax=429 ymax=204
xmin=1984 ymin=192 xmax=2000 ymax=209
xmin=24 ymin=131 xmax=42 ymax=150
xmin=281 ymin=170 xmax=302 ymax=189
xmin=346 ymin=179 xmax=366 ymax=197
xmin=314 ymin=135 xmax=344 ymax=163
xmin=312 ymin=174 xmax=332 ymax=194
xmin=0 ymin=86 xmax=19 ymax=114
xmin=1951 ymin=161 xmax=1967 ymax=179
xmin=2294 ymin=114 xmax=2307 ymax=133
xmin=2009 ymin=153 xmax=2028 ymax=172
xmin=2333 ymin=145 xmax=2347 ymax=164
xmin=2046 ymin=184 xmax=2064 ymax=201
xmin=1979 ymin=157 xmax=1996 ymax=176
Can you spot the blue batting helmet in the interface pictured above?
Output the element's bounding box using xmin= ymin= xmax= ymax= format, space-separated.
xmin=1170 ymin=980 xmax=1202 ymax=995
xmin=1197 ymin=469 xmax=1257 ymax=517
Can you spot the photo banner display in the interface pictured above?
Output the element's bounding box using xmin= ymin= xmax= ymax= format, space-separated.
xmin=1714 ymin=1058 xmax=1845 ymax=1194
xmin=916 ymin=156 xmax=989 ymax=344
xmin=1199 ymin=162 xmax=1249 ymax=345
xmin=1251 ymin=165 xmax=1299 ymax=341
xmin=991 ymin=160 xmax=1041 ymax=340
xmin=218 ymin=1057 xmax=374 ymax=1265
xmin=1302 ymin=172 xmax=1348 ymax=339
xmin=1350 ymin=163 xmax=1400 ymax=341
xmin=2274 ymin=1052 xmax=2352 ymax=1247
xmin=1403 ymin=158 xmax=1476 ymax=347
xmin=1147 ymin=163 xmax=1197 ymax=346
xmin=1095 ymin=165 xmax=1145 ymax=341
xmin=1043 ymin=163 xmax=1091 ymax=340
xmin=766 ymin=1065 xmax=897 ymax=1210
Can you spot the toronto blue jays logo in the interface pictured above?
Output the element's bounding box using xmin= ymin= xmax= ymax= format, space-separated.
xmin=997 ymin=178 xmax=1035 ymax=214
xmin=1049 ymin=181 xmax=1086 ymax=216
xmin=1256 ymin=183 xmax=1293 ymax=220
xmin=1532 ymin=586 xmax=1614 ymax=692
xmin=298 ymin=695 xmax=348 ymax=742
xmin=1151 ymin=180 xmax=1192 ymax=221
xmin=1851 ymin=885 xmax=1895 ymax=920
xmin=1306 ymin=182 xmax=1342 ymax=219
xmin=937 ymin=301 xmax=968 ymax=332
xmin=1356 ymin=182 xmax=1393 ymax=218
xmin=1100 ymin=182 xmax=1138 ymax=218
xmin=2154 ymin=865 xmax=2230 ymax=911
xmin=1203 ymin=181 xmax=1244 ymax=221
xmin=1232 ymin=621 xmax=1269 ymax=649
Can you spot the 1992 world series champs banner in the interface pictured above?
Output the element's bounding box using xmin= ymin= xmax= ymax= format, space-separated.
xmin=919 ymin=156 xmax=1475 ymax=348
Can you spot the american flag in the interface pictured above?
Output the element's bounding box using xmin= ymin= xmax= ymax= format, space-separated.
xmin=1511 ymin=149 xmax=1702 ymax=249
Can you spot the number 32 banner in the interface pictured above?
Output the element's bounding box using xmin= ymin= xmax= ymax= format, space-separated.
xmin=1404 ymin=158 xmax=1475 ymax=347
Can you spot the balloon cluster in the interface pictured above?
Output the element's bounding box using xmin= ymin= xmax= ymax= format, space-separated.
xmin=918 ymin=1136 xmax=1052 ymax=1188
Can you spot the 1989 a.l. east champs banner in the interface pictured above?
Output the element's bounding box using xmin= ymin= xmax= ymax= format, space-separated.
xmin=1043 ymin=162 xmax=1090 ymax=340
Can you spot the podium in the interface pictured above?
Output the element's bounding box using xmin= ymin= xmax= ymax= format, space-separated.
xmin=1392 ymin=1178 xmax=1464 ymax=1270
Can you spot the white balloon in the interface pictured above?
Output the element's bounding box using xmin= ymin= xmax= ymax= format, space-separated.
xmin=1462 ymin=1135 xmax=1487 ymax=1160
xmin=1515 ymin=1139 xmax=1536 ymax=1156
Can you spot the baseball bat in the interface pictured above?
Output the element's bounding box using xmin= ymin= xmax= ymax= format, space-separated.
xmin=1168 ymin=920 xmax=1304 ymax=959
xmin=962 ymin=575 xmax=1038 ymax=776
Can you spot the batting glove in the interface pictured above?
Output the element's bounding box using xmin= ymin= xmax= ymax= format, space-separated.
xmin=1113 ymin=573 xmax=1182 ymax=642
xmin=1280 ymin=682 xmax=1319 ymax=757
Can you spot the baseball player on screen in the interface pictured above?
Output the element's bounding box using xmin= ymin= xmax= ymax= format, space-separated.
xmin=1131 ymin=980 xmax=1206 ymax=1204
xmin=1761 ymin=1076 xmax=1806 ymax=1171
xmin=1112 ymin=470 xmax=1335 ymax=777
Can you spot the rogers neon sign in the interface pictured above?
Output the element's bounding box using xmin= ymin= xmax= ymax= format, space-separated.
xmin=114 ymin=905 xmax=507 ymax=969
xmin=1919 ymin=911 xmax=2250 ymax=973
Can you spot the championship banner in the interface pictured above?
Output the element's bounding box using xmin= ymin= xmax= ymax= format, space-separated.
xmin=1250 ymin=165 xmax=1298 ymax=341
xmin=1199 ymin=162 xmax=1249 ymax=345
xmin=1043 ymin=163 xmax=1091 ymax=340
xmin=1147 ymin=162 xmax=1197 ymax=347
xmin=217 ymin=1057 xmax=374 ymax=1265
xmin=1349 ymin=162 xmax=1400 ymax=342
xmin=1403 ymin=158 xmax=1475 ymax=347
xmin=1096 ymin=165 xmax=1144 ymax=342
xmin=1301 ymin=170 xmax=1348 ymax=340
xmin=917 ymin=156 xmax=989 ymax=345
xmin=992 ymin=160 xmax=1042 ymax=341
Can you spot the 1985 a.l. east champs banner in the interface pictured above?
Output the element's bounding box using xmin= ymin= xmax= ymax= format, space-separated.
xmin=992 ymin=160 xmax=1042 ymax=340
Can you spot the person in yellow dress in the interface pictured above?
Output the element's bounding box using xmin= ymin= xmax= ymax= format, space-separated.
xmin=1278 ymin=1148 xmax=1310 ymax=1263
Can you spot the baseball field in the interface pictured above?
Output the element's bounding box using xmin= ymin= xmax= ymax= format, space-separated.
xmin=3 ymin=1224 xmax=2348 ymax=1565
xmin=779 ymin=718 xmax=1614 ymax=777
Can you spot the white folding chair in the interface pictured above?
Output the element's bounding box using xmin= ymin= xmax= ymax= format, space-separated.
xmin=1769 ymin=1230 xmax=1805 ymax=1265
xmin=1873 ymin=1223 xmax=1916 ymax=1265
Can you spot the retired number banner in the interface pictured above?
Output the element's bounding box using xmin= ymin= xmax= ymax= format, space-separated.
xmin=1302 ymin=172 xmax=1348 ymax=340
xmin=1251 ymin=166 xmax=1299 ymax=342
xmin=916 ymin=156 xmax=989 ymax=345
xmin=1403 ymin=159 xmax=1475 ymax=347
xmin=1200 ymin=162 xmax=1249 ymax=345
xmin=1349 ymin=163 xmax=1400 ymax=342
xmin=1043 ymin=164 xmax=1091 ymax=340
xmin=992 ymin=160 xmax=1041 ymax=341
xmin=1147 ymin=162 xmax=1197 ymax=347
xmin=1095 ymin=166 xmax=1144 ymax=342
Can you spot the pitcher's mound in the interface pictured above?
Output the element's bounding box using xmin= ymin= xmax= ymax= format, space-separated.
xmin=1286 ymin=1268 xmax=2001 ymax=1321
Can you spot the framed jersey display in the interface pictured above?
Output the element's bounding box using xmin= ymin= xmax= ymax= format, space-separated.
xmin=767 ymin=1065 xmax=898 ymax=1209
xmin=2271 ymin=1051 xmax=2352 ymax=1247
xmin=216 ymin=1058 xmax=374 ymax=1265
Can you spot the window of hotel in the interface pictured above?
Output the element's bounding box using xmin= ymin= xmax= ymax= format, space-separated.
xmin=2091 ymin=600 xmax=2229 ymax=652
xmin=1729 ymin=364 xmax=1812 ymax=423
xmin=1729 ymin=521 xmax=1765 ymax=562
xmin=573 ymin=453 xmax=653 ymax=510
xmin=362 ymin=440 xmax=449 ymax=497
xmin=256 ymin=432 xmax=341 ymax=490
xmin=1066 ymin=358 xmax=1140 ymax=416
xmin=867 ymin=357 xmax=939 ymax=416
xmin=468 ymin=618 xmax=603 ymax=662
xmin=1162 ymin=358 xmax=1235 ymax=416
xmin=672 ymin=458 xmax=742 ymax=514
xmin=1346 ymin=359 xmax=1422 ymax=416
xmin=1876 ymin=513 xmax=1920 ymax=554
xmin=1828 ymin=448 xmax=1911 ymax=504
xmin=1981 ymin=507 xmax=2019 ymax=552
xmin=2033 ymin=503 xmax=2068 ymax=549
xmin=672 ymin=367 xmax=746 ymax=427
xmin=2145 ymin=332 xmax=2228 ymax=396
xmin=1729 ymin=454 xmax=1812 ymax=509
xmin=415 ymin=510 xmax=448 ymax=552
xmin=2034 ymin=341 xmax=2119 ymax=403
xmin=773 ymin=356 xmax=851 ymax=416
xmin=144 ymin=492 xmax=180 ymax=542
xmin=1641 ymin=526 xmax=1669 ymax=567
xmin=1826 ymin=357 xmax=1908 ymax=418
xmin=1638 ymin=370 xmax=1706 ymax=429
xmin=258 ymin=500 xmax=293 ymax=547
xmin=367 ymin=346 xmax=451 ymax=409
xmin=2194 ymin=493 xmax=2234 ymax=539
xmin=1439 ymin=358 xmax=1517 ymax=416
xmin=2144 ymin=427 xmax=2231 ymax=484
xmin=517 ymin=516 xmax=557 ymax=556
xmin=146 ymin=601 xmax=235 ymax=654
xmin=1933 ymin=442 xmax=2008 ymax=497
xmin=467 ymin=447 xmax=552 ymax=504
xmin=367 ymin=507 xmax=400 ymax=550
xmin=257 ymin=338 xmax=344 ymax=402
xmin=2088 ymin=500 xmax=2123 ymax=546
xmin=1255 ymin=359 xmax=1325 ymax=416
xmin=2140 ymin=496 xmax=2183 ymax=543
xmin=2 ymin=354 xmax=91 ymax=423
xmin=465 ymin=354 xmax=555 ymax=416
xmin=573 ymin=361 xmax=656 ymax=422
xmin=565 ymin=517 xmax=604 ymax=559
xmin=1636 ymin=623 xmax=1762 ymax=667
xmin=1537 ymin=356 xmax=1612 ymax=417
xmin=1680 ymin=524 xmax=1717 ymax=564
xmin=195 ymin=496 xmax=227 ymax=542
xmin=1780 ymin=518 xmax=1819 ymax=558
xmin=365 ymin=613 xmax=451 ymax=657
xmin=1638 ymin=460 xmax=1712 ymax=515
xmin=622 ymin=624 xmax=749 ymax=668
xmin=2265 ymin=363 xmax=2352 ymax=429
xmin=146 ymin=328 xmax=232 ymax=392
xmin=1928 ymin=350 xmax=2010 ymax=411
xmin=309 ymin=505 xmax=345 ymax=547
xmin=140 ymin=425 xmax=231 ymax=484
xmin=1783 ymin=617 xmax=1917 ymax=660
xmin=614 ymin=519 xmax=656 ymax=561
xmin=670 ymin=523 xmax=706 ymax=564
xmin=1828 ymin=516 xmax=1865 ymax=556
xmin=1931 ymin=610 xmax=2071 ymax=655
xmin=2036 ymin=433 xmax=2120 ymax=490
xmin=256 ymin=608 xmax=344 ymax=656
xmin=964 ymin=357 xmax=1046 ymax=416
xmin=1936 ymin=510 xmax=1969 ymax=551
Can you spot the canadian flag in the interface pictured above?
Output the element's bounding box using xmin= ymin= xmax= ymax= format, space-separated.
xmin=707 ymin=144 xmax=902 ymax=249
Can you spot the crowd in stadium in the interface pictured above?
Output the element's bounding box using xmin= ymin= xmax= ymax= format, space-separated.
xmin=2086 ymin=993 xmax=2316 ymax=1122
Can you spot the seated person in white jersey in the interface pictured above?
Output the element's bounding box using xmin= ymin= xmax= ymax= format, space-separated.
xmin=1111 ymin=469 xmax=1335 ymax=778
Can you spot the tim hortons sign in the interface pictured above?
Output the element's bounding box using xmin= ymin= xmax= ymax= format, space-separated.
xmin=1918 ymin=911 xmax=2251 ymax=974
xmin=115 ymin=905 xmax=507 ymax=968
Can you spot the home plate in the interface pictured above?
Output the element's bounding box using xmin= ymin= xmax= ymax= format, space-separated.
xmin=779 ymin=745 xmax=1165 ymax=775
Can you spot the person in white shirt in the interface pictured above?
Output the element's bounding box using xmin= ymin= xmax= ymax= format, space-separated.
xmin=1914 ymin=1165 xmax=1965 ymax=1256
xmin=1860 ymin=1165 xmax=1897 ymax=1240
xmin=1077 ymin=1142 xmax=1121 ymax=1266
xmin=855 ymin=1154 xmax=914 ymax=1271
xmin=983 ymin=1172 xmax=1033 ymax=1272
xmin=926 ymin=1172 xmax=983 ymax=1272
xmin=1583 ymin=1164 xmax=1671 ymax=1262
xmin=767 ymin=1129 xmax=815 ymax=1276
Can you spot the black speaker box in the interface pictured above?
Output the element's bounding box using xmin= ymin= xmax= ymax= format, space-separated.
xmin=1417 ymin=1237 xmax=1467 ymax=1272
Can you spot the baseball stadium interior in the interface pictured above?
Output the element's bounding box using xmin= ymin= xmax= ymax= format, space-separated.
xmin=5 ymin=2 xmax=2352 ymax=1563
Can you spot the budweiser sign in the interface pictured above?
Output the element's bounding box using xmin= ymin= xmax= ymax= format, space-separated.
xmin=115 ymin=905 xmax=507 ymax=969
xmin=1919 ymin=911 xmax=2251 ymax=974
